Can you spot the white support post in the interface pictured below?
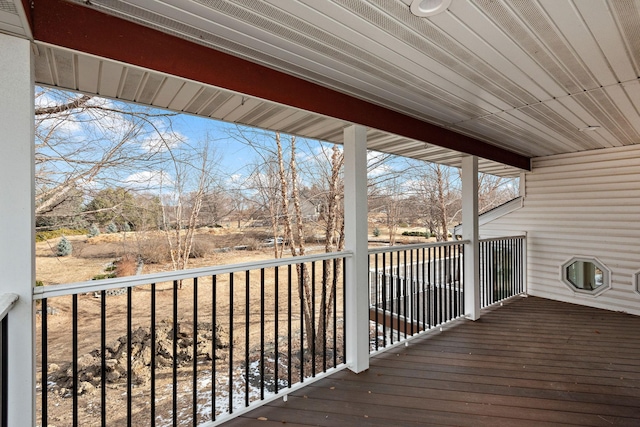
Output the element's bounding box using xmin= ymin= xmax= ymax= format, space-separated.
xmin=343 ymin=124 xmax=369 ymax=373
xmin=0 ymin=34 xmax=35 ymax=426
xmin=461 ymin=156 xmax=480 ymax=321
xmin=519 ymin=172 xmax=526 ymax=197
xmin=522 ymin=231 xmax=528 ymax=296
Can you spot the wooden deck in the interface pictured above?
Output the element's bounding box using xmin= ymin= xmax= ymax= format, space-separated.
xmin=222 ymin=296 xmax=640 ymax=426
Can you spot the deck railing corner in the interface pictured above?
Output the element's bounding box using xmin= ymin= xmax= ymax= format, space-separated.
xmin=0 ymin=292 xmax=19 ymax=427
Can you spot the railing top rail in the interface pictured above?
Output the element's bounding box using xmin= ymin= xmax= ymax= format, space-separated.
xmin=479 ymin=235 xmax=526 ymax=243
xmin=34 ymin=250 xmax=353 ymax=300
xmin=0 ymin=293 xmax=19 ymax=321
xmin=368 ymin=240 xmax=469 ymax=255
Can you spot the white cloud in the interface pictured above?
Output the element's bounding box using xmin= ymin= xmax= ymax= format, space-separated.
xmin=228 ymin=173 xmax=243 ymax=183
xmin=35 ymin=90 xmax=83 ymax=135
xmin=124 ymin=170 xmax=173 ymax=192
xmin=367 ymin=152 xmax=394 ymax=177
xmin=140 ymin=130 xmax=186 ymax=153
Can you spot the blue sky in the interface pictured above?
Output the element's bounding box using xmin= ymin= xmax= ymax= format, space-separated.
xmin=172 ymin=114 xmax=253 ymax=175
xmin=35 ymin=87 xmax=517 ymax=200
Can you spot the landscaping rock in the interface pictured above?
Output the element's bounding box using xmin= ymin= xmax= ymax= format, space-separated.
xmin=46 ymin=319 xmax=229 ymax=396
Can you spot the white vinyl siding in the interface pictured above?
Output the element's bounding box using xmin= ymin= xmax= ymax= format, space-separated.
xmin=480 ymin=144 xmax=640 ymax=315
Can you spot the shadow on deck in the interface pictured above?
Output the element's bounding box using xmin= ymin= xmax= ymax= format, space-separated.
xmin=222 ymin=296 xmax=640 ymax=426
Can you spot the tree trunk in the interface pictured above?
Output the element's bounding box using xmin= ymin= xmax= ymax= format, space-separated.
xmin=274 ymin=134 xmax=315 ymax=354
xmin=318 ymin=145 xmax=343 ymax=350
xmin=435 ymin=165 xmax=448 ymax=242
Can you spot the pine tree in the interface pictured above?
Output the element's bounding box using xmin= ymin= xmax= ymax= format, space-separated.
xmin=56 ymin=236 xmax=72 ymax=257
xmin=88 ymin=224 xmax=100 ymax=238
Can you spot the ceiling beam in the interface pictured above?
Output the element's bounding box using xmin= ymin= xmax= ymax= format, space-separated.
xmin=32 ymin=0 xmax=531 ymax=171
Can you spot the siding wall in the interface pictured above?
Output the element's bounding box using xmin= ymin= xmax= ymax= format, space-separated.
xmin=480 ymin=144 xmax=640 ymax=315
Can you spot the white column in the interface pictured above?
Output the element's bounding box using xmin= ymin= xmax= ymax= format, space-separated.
xmin=343 ymin=124 xmax=369 ymax=373
xmin=0 ymin=34 xmax=35 ymax=426
xmin=461 ymin=156 xmax=480 ymax=321
xmin=519 ymin=172 xmax=526 ymax=197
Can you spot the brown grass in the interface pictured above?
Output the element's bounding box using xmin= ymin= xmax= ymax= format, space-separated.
xmin=34 ymin=225 xmax=433 ymax=425
xmin=115 ymin=253 xmax=138 ymax=277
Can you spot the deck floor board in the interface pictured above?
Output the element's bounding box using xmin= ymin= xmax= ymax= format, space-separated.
xmin=221 ymin=296 xmax=640 ymax=426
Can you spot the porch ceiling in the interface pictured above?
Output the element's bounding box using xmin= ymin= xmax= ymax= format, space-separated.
xmin=6 ymin=0 xmax=640 ymax=176
xmin=30 ymin=42 xmax=516 ymax=176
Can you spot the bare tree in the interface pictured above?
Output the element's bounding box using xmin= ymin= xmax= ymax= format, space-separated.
xmin=434 ymin=164 xmax=456 ymax=241
xmin=478 ymin=173 xmax=519 ymax=213
xmin=35 ymin=87 xmax=180 ymax=223
xmin=386 ymin=179 xmax=404 ymax=245
xmin=158 ymin=140 xmax=220 ymax=279
xmin=323 ymin=145 xmax=345 ymax=253
xmin=293 ymin=142 xmax=346 ymax=346
xmin=232 ymin=127 xmax=347 ymax=352
xmin=229 ymin=126 xmax=292 ymax=254
xmin=317 ymin=144 xmax=344 ymax=345
xmin=409 ymin=160 xmax=520 ymax=240
xmin=410 ymin=162 xmax=461 ymax=241
xmin=268 ymin=133 xmax=317 ymax=351
xmin=199 ymin=192 xmax=233 ymax=228
xmin=247 ymin=156 xmax=285 ymax=258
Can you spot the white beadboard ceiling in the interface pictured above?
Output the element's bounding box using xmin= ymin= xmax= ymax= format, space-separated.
xmin=6 ymin=0 xmax=640 ymax=177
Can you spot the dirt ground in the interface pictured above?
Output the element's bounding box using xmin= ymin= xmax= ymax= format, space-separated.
xmin=35 ymin=227 xmax=430 ymax=426
xmin=35 ymin=229 xmax=349 ymax=426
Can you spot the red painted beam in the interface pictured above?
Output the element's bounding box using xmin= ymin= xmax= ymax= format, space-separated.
xmin=32 ymin=0 xmax=530 ymax=171
xmin=21 ymin=0 xmax=33 ymax=30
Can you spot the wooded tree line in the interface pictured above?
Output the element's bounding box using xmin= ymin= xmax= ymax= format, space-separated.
xmin=35 ymin=88 xmax=518 ymax=247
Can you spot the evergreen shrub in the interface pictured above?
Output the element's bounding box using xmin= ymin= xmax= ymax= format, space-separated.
xmin=56 ymin=236 xmax=73 ymax=256
xmin=88 ymin=224 xmax=100 ymax=238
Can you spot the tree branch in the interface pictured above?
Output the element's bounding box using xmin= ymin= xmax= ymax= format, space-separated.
xmin=35 ymin=95 xmax=92 ymax=116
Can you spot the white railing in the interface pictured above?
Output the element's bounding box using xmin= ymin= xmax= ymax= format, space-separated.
xmin=367 ymin=236 xmax=527 ymax=352
xmin=0 ymin=293 xmax=18 ymax=427
xmin=368 ymin=241 xmax=467 ymax=353
xmin=0 ymin=293 xmax=18 ymax=322
xmin=479 ymin=236 xmax=527 ymax=308
xmin=36 ymin=251 xmax=351 ymax=427
xmin=33 ymin=235 xmax=527 ymax=426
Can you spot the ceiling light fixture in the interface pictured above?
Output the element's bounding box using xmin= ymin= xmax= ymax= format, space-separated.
xmin=410 ymin=0 xmax=452 ymax=17
xmin=579 ymin=126 xmax=601 ymax=132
